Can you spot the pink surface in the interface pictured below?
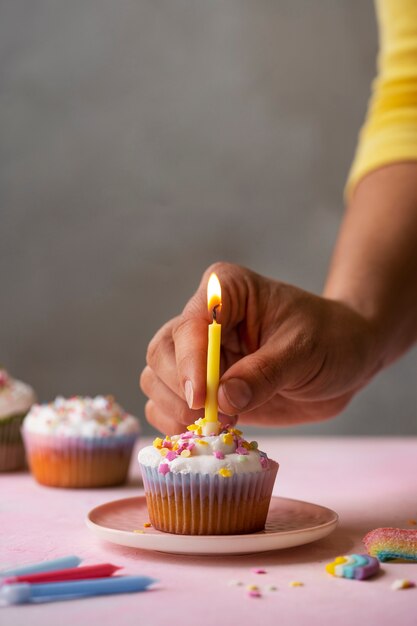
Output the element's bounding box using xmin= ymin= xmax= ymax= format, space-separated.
xmin=1 ymin=437 xmax=416 ymax=625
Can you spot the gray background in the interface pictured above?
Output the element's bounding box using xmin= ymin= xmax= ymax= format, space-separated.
xmin=1 ymin=1 xmax=415 ymax=436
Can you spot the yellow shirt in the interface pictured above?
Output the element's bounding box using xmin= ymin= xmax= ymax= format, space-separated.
xmin=347 ymin=0 xmax=417 ymax=197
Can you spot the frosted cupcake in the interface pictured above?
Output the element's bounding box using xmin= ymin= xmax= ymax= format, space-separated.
xmin=0 ymin=369 xmax=36 ymax=471
xmin=22 ymin=396 xmax=140 ymax=488
xmin=138 ymin=417 xmax=278 ymax=535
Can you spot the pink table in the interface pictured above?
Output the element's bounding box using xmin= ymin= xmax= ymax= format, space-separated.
xmin=1 ymin=437 xmax=416 ymax=625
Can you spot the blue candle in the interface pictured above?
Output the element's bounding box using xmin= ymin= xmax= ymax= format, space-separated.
xmin=0 ymin=556 xmax=82 ymax=578
xmin=1 ymin=576 xmax=156 ymax=605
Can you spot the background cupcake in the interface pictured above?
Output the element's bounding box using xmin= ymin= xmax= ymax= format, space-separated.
xmin=138 ymin=417 xmax=278 ymax=535
xmin=22 ymin=395 xmax=140 ymax=488
xmin=0 ymin=368 xmax=37 ymax=471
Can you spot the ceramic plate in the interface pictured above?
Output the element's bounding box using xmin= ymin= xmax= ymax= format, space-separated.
xmin=86 ymin=496 xmax=338 ymax=556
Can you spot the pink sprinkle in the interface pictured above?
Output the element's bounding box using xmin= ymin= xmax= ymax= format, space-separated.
xmin=235 ymin=447 xmax=249 ymax=456
xmin=259 ymin=457 xmax=268 ymax=469
xmin=248 ymin=591 xmax=262 ymax=598
xmin=162 ymin=440 xmax=172 ymax=449
xmin=253 ymin=569 xmax=267 ymax=574
xmin=214 ymin=451 xmax=225 ymax=460
xmin=166 ymin=450 xmax=177 ymax=462
xmin=182 ymin=432 xmax=194 ymax=439
xmin=158 ymin=463 xmax=170 ymax=475
xmin=187 ymin=442 xmax=195 ymax=450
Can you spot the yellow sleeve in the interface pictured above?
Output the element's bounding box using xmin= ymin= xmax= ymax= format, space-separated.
xmin=346 ymin=0 xmax=417 ymax=198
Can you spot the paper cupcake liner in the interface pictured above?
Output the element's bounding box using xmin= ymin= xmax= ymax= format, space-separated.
xmin=0 ymin=413 xmax=27 ymax=471
xmin=140 ymin=460 xmax=278 ymax=535
xmin=22 ymin=431 xmax=138 ymax=488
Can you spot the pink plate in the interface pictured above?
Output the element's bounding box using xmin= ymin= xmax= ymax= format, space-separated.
xmin=86 ymin=496 xmax=338 ymax=555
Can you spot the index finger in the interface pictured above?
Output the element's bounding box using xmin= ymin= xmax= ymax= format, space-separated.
xmin=172 ymin=315 xmax=208 ymax=409
xmin=172 ymin=262 xmax=250 ymax=409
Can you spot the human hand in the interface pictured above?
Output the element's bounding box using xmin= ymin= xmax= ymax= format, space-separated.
xmin=140 ymin=262 xmax=379 ymax=434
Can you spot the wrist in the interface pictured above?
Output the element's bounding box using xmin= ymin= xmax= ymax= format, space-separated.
xmin=323 ymin=294 xmax=387 ymax=384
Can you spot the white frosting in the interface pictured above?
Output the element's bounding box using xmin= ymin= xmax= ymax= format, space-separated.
xmin=23 ymin=396 xmax=140 ymax=438
xmin=0 ymin=375 xmax=37 ymax=419
xmin=138 ymin=432 xmax=267 ymax=475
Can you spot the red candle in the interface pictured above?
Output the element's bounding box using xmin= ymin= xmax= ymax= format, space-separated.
xmin=2 ymin=563 xmax=121 ymax=585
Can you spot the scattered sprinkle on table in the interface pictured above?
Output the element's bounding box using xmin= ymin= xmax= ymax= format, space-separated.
xmin=407 ymin=519 xmax=417 ymax=526
xmin=227 ymin=580 xmax=243 ymax=587
xmin=133 ymin=529 xmax=144 ymax=534
xmin=248 ymin=590 xmax=262 ymax=598
xmin=289 ymin=581 xmax=304 ymax=587
xmin=391 ymin=579 xmax=415 ymax=591
xmin=143 ymin=522 xmax=152 ymax=528
xmin=253 ymin=568 xmax=267 ymax=574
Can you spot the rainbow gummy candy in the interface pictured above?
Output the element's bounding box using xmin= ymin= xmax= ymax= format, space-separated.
xmin=363 ymin=528 xmax=417 ymax=562
xmin=326 ymin=554 xmax=380 ymax=580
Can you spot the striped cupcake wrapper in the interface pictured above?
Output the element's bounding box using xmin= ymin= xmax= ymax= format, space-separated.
xmin=140 ymin=460 xmax=278 ymax=535
xmin=22 ymin=431 xmax=139 ymax=488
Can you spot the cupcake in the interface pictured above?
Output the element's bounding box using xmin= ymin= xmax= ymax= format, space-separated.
xmin=138 ymin=417 xmax=278 ymax=535
xmin=0 ymin=369 xmax=36 ymax=471
xmin=22 ymin=395 xmax=140 ymax=488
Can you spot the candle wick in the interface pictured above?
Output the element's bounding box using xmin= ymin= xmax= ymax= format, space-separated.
xmin=212 ymin=304 xmax=221 ymax=322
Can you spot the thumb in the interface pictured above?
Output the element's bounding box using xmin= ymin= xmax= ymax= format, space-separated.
xmin=218 ymin=343 xmax=285 ymax=415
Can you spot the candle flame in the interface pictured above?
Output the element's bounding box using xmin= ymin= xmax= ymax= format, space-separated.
xmin=207 ymin=273 xmax=222 ymax=314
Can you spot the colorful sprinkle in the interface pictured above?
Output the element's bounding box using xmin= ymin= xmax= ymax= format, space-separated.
xmin=246 ymin=585 xmax=259 ymax=591
xmin=153 ymin=418 xmax=272 ymax=482
xmin=391 ymin=579 xmax=415 ymax=590
xmin=158 ymin=463 xmax=170 ymax=475
xmin=248 ymin=590 xmax=262 ymax=598
xmin=143 ymin=522 xmax=152 ymax=528
xmin=218 ymin=468 xmax=233 ymax=478
xmin=407 ymin=520 xmax=417 ymax=526
xmin=253 ymin=569 xmax=267 ymax=574
xmin=227 ymin=580 xmax=243 ymax=587
xmin=0 ymin=370 xmax=10 ymax=388
xmin=133 ymin=529 xmax=144 ymax=534
xmin=289 ymin=581 xmax=304 ymax=587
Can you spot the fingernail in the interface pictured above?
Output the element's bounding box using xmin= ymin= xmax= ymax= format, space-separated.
xmin=221 ymin=379 xmax=252 ymax=411
xmin=184 ymin=380 xmax=194 ymax=409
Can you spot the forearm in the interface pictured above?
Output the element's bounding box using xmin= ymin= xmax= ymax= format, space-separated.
xmin=324 ymin=162 xmax=417 ymax=369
